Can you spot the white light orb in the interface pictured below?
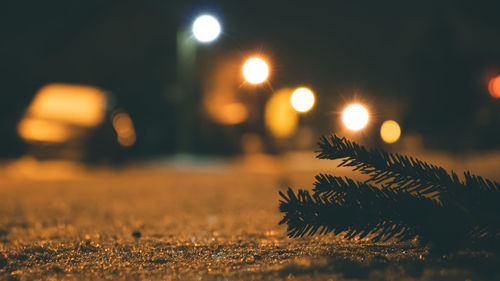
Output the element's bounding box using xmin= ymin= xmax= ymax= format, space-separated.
xmin=342 ymin=104 xmax=369 ymax=131
xmin=192 ymin=15 xmax=221 ymax=43
xmin=291 ymin=87 xmax=315 ymax=113
xmin=242 ymin=57 xmax=269 ymax=84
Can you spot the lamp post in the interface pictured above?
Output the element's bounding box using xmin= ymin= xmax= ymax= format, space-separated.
xmin=176 ymin=14 xmax=221 ymax=154
xmin=241 ymin=56 xmax=271 ymax=151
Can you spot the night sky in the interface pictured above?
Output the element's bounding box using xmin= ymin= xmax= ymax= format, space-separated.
xmin=2 ymin=0 xmax=500 ymax=158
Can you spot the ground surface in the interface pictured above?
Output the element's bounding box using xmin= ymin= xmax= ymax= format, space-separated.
xmin=0 ymin=152 xmax=499 ymax=280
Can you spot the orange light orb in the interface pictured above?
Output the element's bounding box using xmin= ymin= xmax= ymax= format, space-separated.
xmin=488 ymin=75 xmax=500 ymax=98
xmin=380 ymin=120 xmax=401 ymax=144
xmin=112 ymin=112 xmax=136 ymax=147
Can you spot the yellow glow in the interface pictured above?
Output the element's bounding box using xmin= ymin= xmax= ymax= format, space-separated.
xmin=380 ymin=120 xmax=401 ymax=144
xmin=265 ymin=89 xmax=298 ymax=138
xmin=219 ymin=103 xmax=248 ymax=125
xmin=192 ymin=15 xmax=221 ymax=43
xmin=203 ymin=57 xmax=248 ymax=125
xmin=18 ymin=118 xmax=72 ymax=143
xmin=27 ymin=84 xmax=106 ymax=127
xmin=117 ymin=134 xmax=136 ymax=147
xmin=291 ymin=87 xmax=315 ymax=113
xmin=242 ymin=57 xmax=269 ymax=84
xmin=112 ymin=112 xmax=136 ymax=147
xmin=342 ymin=104 xmax=369 ymax=131
xmin=489 ymin=75 xmax=500 ymax=99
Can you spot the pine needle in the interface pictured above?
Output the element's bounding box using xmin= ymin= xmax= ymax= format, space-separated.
xmin=279 ymin=135 xmax=500 ymax=250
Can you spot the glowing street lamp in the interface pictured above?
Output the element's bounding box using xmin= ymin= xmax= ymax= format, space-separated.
xmin=192 ymin=14 xmax=221 ymax=43
xmin=175 ymin=13 xmax=222 ymax=153
xmin=291 ymin=87 xmax=315 ymax=113
xmin=242 ymin=57 xmax=269 ymax=84
xmin=342 ymin=104 xmax=369 ymax=131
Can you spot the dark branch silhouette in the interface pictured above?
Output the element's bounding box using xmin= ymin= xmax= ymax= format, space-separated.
xmin=280 ymin=135 xmax=500 ymax=250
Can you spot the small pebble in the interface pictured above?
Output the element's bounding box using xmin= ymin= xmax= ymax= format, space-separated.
xmin=132 ymin=231 xmax=142 ymax=239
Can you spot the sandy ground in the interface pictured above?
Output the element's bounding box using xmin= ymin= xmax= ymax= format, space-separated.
xmin=0 ymin=152 xmax=499 ymax=280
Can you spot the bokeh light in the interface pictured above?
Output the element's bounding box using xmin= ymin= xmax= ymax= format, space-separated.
xmin=18 ymin=118 xmax=72 ymax=143
xmin=342 ymin=104 xmax=369 ymax=131
xmin=380 ymin=120 xmax=401 ymax=144
xmin=265 ymin=89 xmax=298 ymax=138
xmin=112 ymin=112 xmax=136 ymax=147
xmin=192 ymin=15 xmax=221 ymax=43
xmin=488 ymin=75 xmax=500 ymax=98
xmin=26 ymin=84 xmax=106 ymax=127
xmin=242 ymin=57 xmax=269 ymax=84
xmin=219 ymin=103 xmax=248 ymax=125
xmin=203 ymin=57 xmax=247 ymax=125
xmin=291 ymin=87 xmax=315 ymax=113
xmin=18 ymin=83 xmax=106 ymax=143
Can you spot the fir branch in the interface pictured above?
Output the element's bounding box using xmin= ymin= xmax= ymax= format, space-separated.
xmin=317 ymin=135 xmax=500 ymax=237
xmin=452 ymin=172 xmax=500 ymax=238
xmin=279 ymin=135 xmax=500 ymax=250
xmin=317 ymin=135 xmax=499 ymax=198
xmin=463 ymin=171 xmax=500 ymax=193
xmin=280 ymin=177 xmax=450 ymax=243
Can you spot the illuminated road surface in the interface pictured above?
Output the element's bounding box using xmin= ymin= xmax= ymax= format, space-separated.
xmin=0 ymin=153 xmax=498 ymax=280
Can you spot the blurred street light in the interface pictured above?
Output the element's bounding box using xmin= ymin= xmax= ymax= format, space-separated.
xmin=265 ymin=89 xmax=298 ymax=138
xmin=17 ymin=83 xmax=108 ymax=161
xmin=342 ymin=104 xmax=369 ymax=131
xmin=192 ymin=15 xmax=221 ymax=43
xmin=25 ymin=84 xmax=106 ymax=128
xmin=488 ymin=75 xmax=500 ymax=98
xmin=112 ymin=111 xmax=136 ymax=147
xmin=380 ymin=120 xmax=401 ymax=143
xmin=242 ymin=57 xmax=269 ymax=84
xmin=291 ymin=87 xmax=315 ymax=113
xmin=18 ymin=84 xmax=106 ymax=144
xmin=176 ymin=13 xmax=222 ymax=153
xmin=18 ymin=118 xmax=72 ymax=143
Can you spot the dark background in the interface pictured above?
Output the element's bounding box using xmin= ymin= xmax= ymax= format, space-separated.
xmin=2 ymin=0 xmax=500 ymax=159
